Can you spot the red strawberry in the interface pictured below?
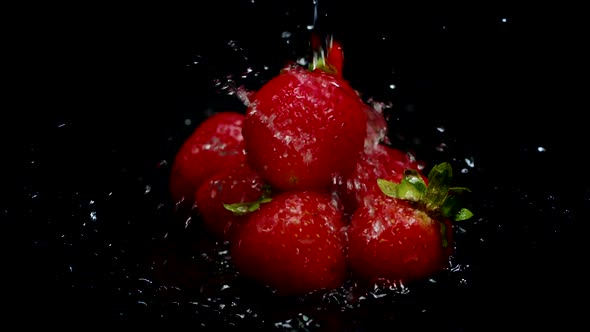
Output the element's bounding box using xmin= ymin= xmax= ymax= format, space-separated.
xmin=229 ymin=190 xmax=348 ymax=296
xmin=347 ymin=162 xmax=473 ymax=285
xmin=242 ymin=41 xmax=368 ymax=192
xmin=169 ymin=111 xmax=246 ymax=205
xmin=338 ymin=143 xmax=425 ymax=217
xmin=195 ymin=162 xmax=267 ymax=242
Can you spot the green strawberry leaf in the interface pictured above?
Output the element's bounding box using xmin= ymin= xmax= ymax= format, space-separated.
xmin=423 ymin=162 xmax=452 ymax=211
xmin=404 ymin=169 xmax=428 ymax=187
xmin=377 ymin=178 xmax=398 ymax=198
xmin=223 ymin=202 xmax=249 ymax=215
xmin=223 ymin=197 xmax=272 ymax=216
xmin=454 ymin=208 xmax=474 ymax=221
xmin=378 ymin=162 xmax=474 ymax=222
xmin=397 ymin=178 xmax=424 ymax=202
xmin=378 ymin=172 xmax=427 ymax=201
xmin=440 ymin=194 xmax=460 ymax=218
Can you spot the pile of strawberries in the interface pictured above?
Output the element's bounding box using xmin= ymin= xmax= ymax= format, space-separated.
xmin=169 ymin=38 xmax=472 ymax=296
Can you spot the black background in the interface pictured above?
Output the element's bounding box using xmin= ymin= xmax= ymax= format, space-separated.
xmin=3 ymin=0 xmax=588 ymax=330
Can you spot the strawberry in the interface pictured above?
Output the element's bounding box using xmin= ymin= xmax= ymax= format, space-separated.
xmin=338 ymin=143 xmax=425 ymax=217
xmin=347 ymin=162 xmax=473 ymax=285
xmin=195 ymin=162 xmax=267 ymax=241
xmin=242 ymin=41 xmax=368 ymax=192
xmin=169 ymin=111 xmax=246 ymax=206
xmin=228 ymin=190 xmax=348 ymax=296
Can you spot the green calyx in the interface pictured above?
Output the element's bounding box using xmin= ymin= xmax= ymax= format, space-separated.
xmin=223 ymin=185 xmax=273 ymax=216
xmin=377 ymin=162 xmax=474 ymax=222
xmin=310 ymin=50 xmax=338 ymax=74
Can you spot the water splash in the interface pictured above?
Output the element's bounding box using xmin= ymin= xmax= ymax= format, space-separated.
xmin=274 ymin=313 xmax=320 ymax=331
xmin=364 ymin=99 xmax=392 ymax=149
xmin=213 ymin=76 xmax=255 ymax=106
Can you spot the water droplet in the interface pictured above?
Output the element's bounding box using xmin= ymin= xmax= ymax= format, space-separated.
xmin=138 ymin=278 xmax=152 ymax=284
xmin=389 ymin=84 xmax=396 ymax=89
xmin=435 ymin=143 xmax=447 ymax=152
xmin=501 ymin=18 xmax=508 ymax=23
xmin=297 ymin=57 xmax=308 ymax=66
xmin=184 ymin=118 xmax=192 ymax=126
xmin=465 ymin=157 xmax=475 ymax=168
xmin=436 ymin=126 xmax=445 ymax=133
xmin=537 ymin=146 xmax=546 ymax=152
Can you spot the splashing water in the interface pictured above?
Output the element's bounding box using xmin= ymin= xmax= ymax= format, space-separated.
xmin=15 ymin=1 xmax=584 ymax=329
xmin=365 ymin=98 xmax=393 ymax=149
xmin=152 ymin=49 xmax=480 ymax=328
